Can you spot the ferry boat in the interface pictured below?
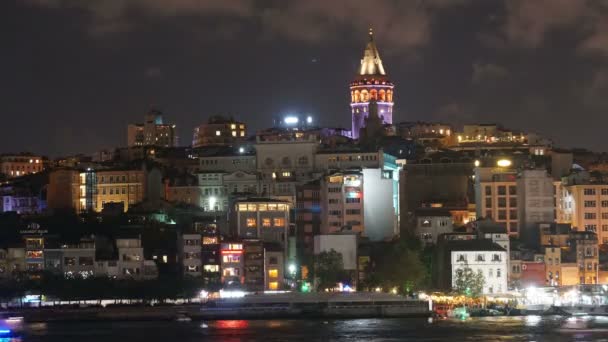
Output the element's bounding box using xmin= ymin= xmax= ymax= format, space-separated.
xmin=0 ymin=313 xmax=23 ymax=336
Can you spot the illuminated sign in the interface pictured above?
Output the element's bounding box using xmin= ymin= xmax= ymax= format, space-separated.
xmin=221 ymin=250 xmax=243 ymax=255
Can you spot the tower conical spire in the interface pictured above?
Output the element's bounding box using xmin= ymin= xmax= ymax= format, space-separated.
xmin=359 ymin=27 xmax=386 ymax=76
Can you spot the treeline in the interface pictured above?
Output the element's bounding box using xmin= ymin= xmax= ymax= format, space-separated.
xmin=0 ymin=273 xmax=211 ymax=305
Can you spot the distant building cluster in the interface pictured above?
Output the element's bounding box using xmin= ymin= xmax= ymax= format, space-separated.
xmin=2 ymin=29 xmax=608 ymax=295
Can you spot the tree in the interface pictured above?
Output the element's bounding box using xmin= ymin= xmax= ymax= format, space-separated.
xmin=314 ymin=249 xmax=348 ymax=291
xmin=363 ymin=239 xmax=427 ymax=294
xmin=453 ymin=264 xmax=485 ymax=298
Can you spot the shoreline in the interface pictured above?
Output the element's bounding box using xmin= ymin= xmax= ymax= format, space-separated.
xmin=8 ymin=303 xmax=432 ymax=323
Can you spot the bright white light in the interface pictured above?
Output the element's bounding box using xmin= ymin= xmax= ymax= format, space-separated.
xmin=288 ymin=263 xmax=296 ymax=274
xmin=199 ymin=290 xmax=209 ymax=298
xmin=209 ymin=196 xmax=217 ymax=210
xmin=497 ymin=159 xmax=512 ymax=167
xmin=284 ymin=116 xmax=299 ymax=124
xmin=306 ymin=116 xmax=312 ymax=124
xmin=238 ymin=147 xmax=245 ymax=153
xmin=474 ymin=160 xmax=480 ymax=167
xmin=219 ymin=289 xmax=246 ymax=298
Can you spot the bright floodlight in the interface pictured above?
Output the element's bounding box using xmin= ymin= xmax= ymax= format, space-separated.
xmin=306 ymin=116 xmax=313 ymax=124
xmin=288 ymin=263 xmax=297 ymax=274
xmin=284 ymin=116 xmax=299 ymax=125
xmin=238 ymin=147 xmax=245 ymax=153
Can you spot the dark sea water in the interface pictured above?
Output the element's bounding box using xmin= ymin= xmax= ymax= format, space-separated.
xmin=13 ymin=316 xmax=608 ymax=341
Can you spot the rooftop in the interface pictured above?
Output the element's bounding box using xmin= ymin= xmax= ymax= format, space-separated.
xmin=446 ymin=239 xmax=507 ymax=252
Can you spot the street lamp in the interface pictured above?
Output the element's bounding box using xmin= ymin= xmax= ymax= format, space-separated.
xmin=288 ymin=263 xmax=297 ymax=276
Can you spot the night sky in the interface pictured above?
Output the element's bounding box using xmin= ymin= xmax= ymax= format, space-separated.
xmin=3 ymin=0 xmax=608 ymax=156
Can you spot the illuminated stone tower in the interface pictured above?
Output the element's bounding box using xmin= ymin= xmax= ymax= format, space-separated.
xmin=350 ymin=28 xmax=394 ymax=139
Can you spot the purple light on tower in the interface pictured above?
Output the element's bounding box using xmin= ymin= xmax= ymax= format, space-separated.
xmin=350 ymin=28 xmax=394 ymax=139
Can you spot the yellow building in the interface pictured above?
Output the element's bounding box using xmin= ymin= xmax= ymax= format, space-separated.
xmin=1 ymin=155 xmax=43 ymax=178
xmin=475 ymin=166 xmax=518 ymax=235
xmin=559 ymin=183 xmax=608 ymax=245
xmin=85 ymin=169 xmax=146 ymax=212
xmin=96 ymin=170 xmax=146 ymax=212
xmin=560 ymin=264 xmax=580 ymax=286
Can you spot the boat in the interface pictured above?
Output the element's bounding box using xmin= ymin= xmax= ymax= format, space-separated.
xmin=554 ymin=304 xmax=608 ymax=316
xmin=447 ymin=306 xmax=469 ymax=320
xmin=175 ymin=313 xmax=192 ymax=322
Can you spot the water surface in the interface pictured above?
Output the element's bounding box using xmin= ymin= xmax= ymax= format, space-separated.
xmin=17 ymin=316 xmax=608 ymax=341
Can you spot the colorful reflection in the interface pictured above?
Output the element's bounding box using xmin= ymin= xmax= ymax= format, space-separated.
xmin=215 ymin=320 xmax=249 ymax=329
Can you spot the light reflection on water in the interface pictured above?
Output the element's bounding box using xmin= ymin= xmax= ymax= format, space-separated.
xmin=18 ymin=316 xmax=608 ymax=341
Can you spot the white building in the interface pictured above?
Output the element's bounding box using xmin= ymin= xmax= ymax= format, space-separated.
xmin=449 ymin=240 xmax=508 ymax=294
xmin=198 ymin=172 xmax=228 ymax=212
xmin=362 ymin=168 xmax=398 ymax=241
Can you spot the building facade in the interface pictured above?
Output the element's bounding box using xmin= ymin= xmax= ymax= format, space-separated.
xmin=192 ymin=116 xmax=246 ymax=148
xmin=127 ymin=110 xmax=177 ymax=147
xmin=475 ymin=165 xmax=519 ymax=236
xmin=0 ymin=155 xmax=43 ymax=178
xmin=233 ymin=198 xmax=290 ymax=248
xmin=321 ymin=172 xmax=364 ymax=235
xmin=559 ymin=182 xmax=608 ymax=244
xmin=450 ymin=241 xmax=508 ymax=294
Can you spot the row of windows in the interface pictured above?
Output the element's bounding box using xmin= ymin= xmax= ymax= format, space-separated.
xmin=245 ymin=217 xmax=286 ymax=227
xmin=485 ymin=210 xmax=518 ymax=220
xmin=101 ymin=187 xmax=134 ymax=195
xmin=264 ymin=157 xmax=309 ymax=167
xmin=237 ymin=203 xmax=288 ymax=212
xmin=456 ymin=254 xmax=502 ymax=262
xmin=99 ymin=175 xmax=138 ymax=183
xmin=484 ymin=197 xmax=517 ymax=208
xmin=3 ymin=165 xmax=42 ymax=171
xmin=583 ymin=200 xmax=608 ymax=208
xmin=485 ymin=185 xmax=517 ymax=196
xmin=583 ymin=188 xmax=608 ymax=196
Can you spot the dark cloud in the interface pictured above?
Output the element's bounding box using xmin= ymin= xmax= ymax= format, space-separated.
xmin=5 ymin=0 xmax=608 ymax=155
xmin=471 ymin=62 xmax=509 ymax=84
xmin=22 ymin=0 xmax=471 ymax=55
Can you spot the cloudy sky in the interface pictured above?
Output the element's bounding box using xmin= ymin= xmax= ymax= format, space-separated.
xmin=3 ymin=0 xmax=608 ymax=156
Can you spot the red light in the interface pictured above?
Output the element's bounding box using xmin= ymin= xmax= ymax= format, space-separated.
xmin=216 ymin=320 xmax=249 ymax=329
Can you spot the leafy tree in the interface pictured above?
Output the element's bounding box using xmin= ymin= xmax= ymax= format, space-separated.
xmin=314 ymin=249 xmax=348 ymax=291
xmin=453 ymin=264 xmax=485 ymax=298
xmin=363 ymin=239 xmax=427 ymax=294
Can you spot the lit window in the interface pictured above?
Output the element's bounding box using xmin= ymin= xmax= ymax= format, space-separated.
xmin=202 ymin=237 xmax=218 ymax=245
xmin=232 ymin=131 xmax=237 ymax=137
xmin=268 ymin=269 xmax=278 ymax=278
xmin=215 ymin=130 xmax=221 ymax=136
xmin=282 ymin=172 xmax=291 ymax=177
xmin=273 ymin=218 xmax=285 ymax=227
xmin=246 ymin=218 xmax=256 ymax=227
xmin=240 ymin=131 xmax=245 ymax=137
xmin=262 ymin=218 xmax=271 ymax=227
xmin=223 ymin=254 xmax=241 ymax=263
xmin=268 ymin=281 xmax=278 ymax=290
xmin=231 ymin=124 xmax=236 ymax=129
